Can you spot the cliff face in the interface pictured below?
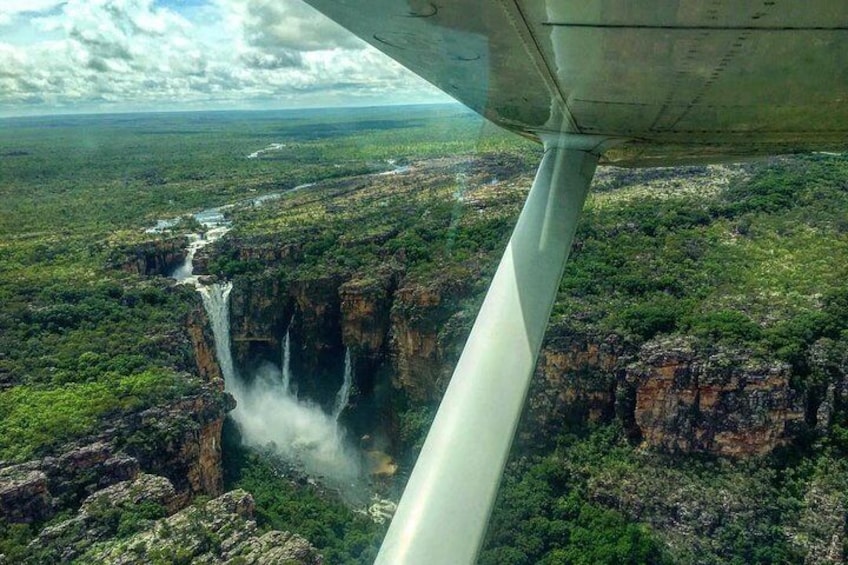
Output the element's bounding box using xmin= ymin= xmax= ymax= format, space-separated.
xmin=339 ymin=273 xmax=397 ymax=425
xmin=627 ymin=338 xmax=805 ymax=456
xmin=200 ymin=154 xmax=835 ymax=462
xmin=223 ymin=266 xmax=820 ymax=459
xmin=339 ymin=275 xmax=394 ymax=363
xmin=389 ymin=281 xmax=466 ymax=403
xmin=220 ymin=265 xmax=476 ymax=450
xmin=229 ymin=273 xmax=346 ymax=408
xmin=0 ymin=298 xmax=231 ymax=526
xmin=228 ymin=274 xmax=290 ymax=380
xmin=289 ymin=276 xmax=346 ymax=407
xmin=109 ymin=237 xmax=187 ymax=276
xmin=0 ymin=389 xmax=232 ymax=526
xmin=121 ymin=391 xmax=233 ymax=506
xmin=187 ymin=305 xmax=224 ymax=389
xmin=524 ymin=333 xmax=809 ymax=456
xmin=526 ymin=334 xmax=629 ymax=440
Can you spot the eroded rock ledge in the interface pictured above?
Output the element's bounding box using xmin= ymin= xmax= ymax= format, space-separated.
xmin=22 ymin=474 xmax=320 ymax=564
xmin=225 ymin=258 xmax=818 ymax=458
xmin=1 ymin=302 xmax=231 ymax=530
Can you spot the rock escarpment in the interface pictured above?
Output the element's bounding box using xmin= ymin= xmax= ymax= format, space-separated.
xmin=109 ymin=237 xmax=188 ymax=276
xmin=201 ymin=155 xmax=840 ymax=461
xmin=627 ymin=338 xmax=804 ymax=456
xmin=223 ymin=256 xmax=830 ymax=459
xmin=225 ymin=268 xmax=475 ymax=449
xmin=187 ymin=305 xmax=225 ymax=388
xmin=23 ymin=475 xmax=321 ymax=564
xmin=0 ymin=388 xmax=232 ymax=527
xmin=526 ymin=333 xmax=629 ymax=437
xmin=0 ymin=301 xmax=230 ymax=524
xmin=524 ymin=332 xmax=809 ymax=455
xmin=93 ymin=488 xmax=322 ymax=565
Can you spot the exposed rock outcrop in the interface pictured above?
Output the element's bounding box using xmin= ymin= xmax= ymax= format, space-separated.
xmin=340 ymin=273 xmax=395 ymax=363
xmin=525 ymin=333 xmax=631 ymax=444
xmin=0 ymin=469 xmax=52 ymax=524
xmin=187 ymin=306 xmax=225 ymax=389
xmin=118 ymin=390 xmax=233 ymax=506
xmin=109 ymin=237 xmax=187 ymax=276
xmin=627 ymin=337 xmax=805 ymax=456
xmin=87 ymin=489 xmax=322 ymax=564
xmin=195 ymin=235 xmax=302 ymax=275
xmin=28 ymin=473 xmax=178 ymax=563
xmin=289 ymin=276 xmax=346 ymax=407
xmin=1 ymin=442 xmax=139 ymax=524
xmin=222 ymin=260 xmax=819 ymax=459
xmin=229 ymin=274 xmax=290 ymax=378
xmin=0 ymin=386 xmax=231 ymax=526
xmin=21 ymin=477 xmax=320 ymax=565
xmin=389 ymin=284 xmax=451 ymax=403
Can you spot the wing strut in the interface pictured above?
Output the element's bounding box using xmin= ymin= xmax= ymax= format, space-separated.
xmin=376 ymin=141 xmax=599 ymax=564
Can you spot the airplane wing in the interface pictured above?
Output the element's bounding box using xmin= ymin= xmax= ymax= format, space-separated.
xmin=299 ymin=2 xmax=848 ymax=563
xmin=304 ymin=0 xmax=848 ymax=165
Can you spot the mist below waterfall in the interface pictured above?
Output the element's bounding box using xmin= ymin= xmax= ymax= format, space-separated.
xmin=199 ymin=281 xmax=364 ymax=498
xmin=230 ymin=360 xmax=362 ymax=488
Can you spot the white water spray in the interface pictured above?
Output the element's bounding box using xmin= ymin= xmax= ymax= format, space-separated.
xmin=230 ymin=360 xmax=362 ymax=488
xmin=197 ymin=283 xmax=236 ymax=387
xmin=198 ymin=281 xmax=362 ymax=492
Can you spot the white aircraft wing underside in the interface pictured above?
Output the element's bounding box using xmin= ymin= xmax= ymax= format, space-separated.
xmin=303 ymin=0 xmax=848 ymax=165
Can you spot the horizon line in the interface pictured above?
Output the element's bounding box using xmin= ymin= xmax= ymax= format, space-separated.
xmin=0 ymin=100 xmax=467 ymax=121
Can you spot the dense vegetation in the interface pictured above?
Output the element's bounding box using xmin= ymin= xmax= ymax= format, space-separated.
xmin=483 ymin=419 xmax=848 ymax=564
xmin=0 ymin=104 xmax=522 ymax=464
xmin=0 ymin=105 xmax=538 ymax=561
xmin=559 ymin=157 xmax=848 ymax=389
xmin=209 ymin=151 xmax=848 ymax=562
xmin=2 ymin=106 xmax=847 ymax=563
xmin=222 ymin=421 xmax=386 ymax=564
xmin=0 ymin=106 xmax=524 ymax=236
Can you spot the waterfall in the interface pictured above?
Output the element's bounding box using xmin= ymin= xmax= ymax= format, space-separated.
xmin=332 ymin=348 xmax=353 ymax=421
xmin=198 ymin=282 xmax=236 ymax=386
xmin=171 ymin=236 xmax=202 ymax=280
xmin=173 ymin=210 xmax=364 ymax=499
xmin=194 ymin=279 xmax=363 ymax=493
xmin=281 ymin=316 xmax=294 ymax=394
xmin=162 ymin=200 xmax=389 ymax=511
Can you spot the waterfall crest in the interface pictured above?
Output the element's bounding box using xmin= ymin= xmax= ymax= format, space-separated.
xmin=170 ymin=236 xmax=200 ymax=280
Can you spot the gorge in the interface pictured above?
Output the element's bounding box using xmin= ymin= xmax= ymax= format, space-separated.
xmin=191 ymin=153 xmax=848 ymax=563
xmin=2 ymin=107 xmax=847 ymax=563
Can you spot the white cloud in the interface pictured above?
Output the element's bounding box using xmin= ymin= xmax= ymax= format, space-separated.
xmin=215 ymin=0 xmax=364 ymax=52
xmin=0 ymin=0 xmax=450 ymax=116
xmin=0 ymin=0 xmax=66 ymax=20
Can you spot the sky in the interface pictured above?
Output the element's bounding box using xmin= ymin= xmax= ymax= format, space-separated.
xmin=0 ymin=0 xmax=452 ymax=117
